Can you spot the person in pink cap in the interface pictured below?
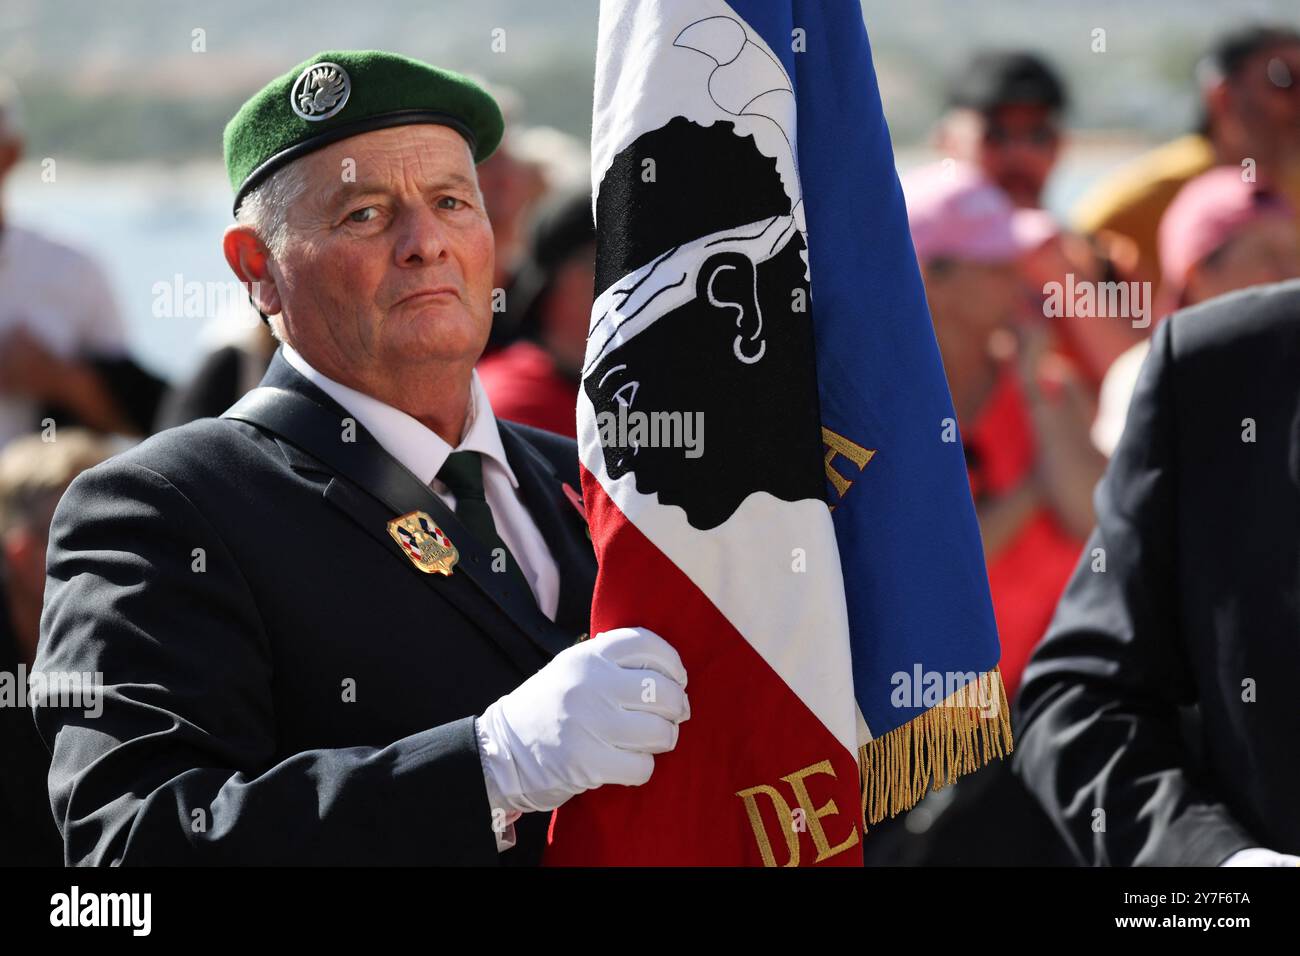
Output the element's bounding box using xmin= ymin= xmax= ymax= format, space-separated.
xmin=1158 ymin=166 xmax=1299 ymax=313
xmin=902 ymin=160 xmax=1105 ymax=703
xmin=1093 ymin=167 xmax=1299 ymax=455
xmin=860 ymin=161 xmax=1109 ymax=868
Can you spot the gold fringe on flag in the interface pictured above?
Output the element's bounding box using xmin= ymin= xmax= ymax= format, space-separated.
xmin=858 ymin=665 xmax=1014 ymax=826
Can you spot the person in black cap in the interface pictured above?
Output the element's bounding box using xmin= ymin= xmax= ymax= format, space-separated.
xmin=936 ymin=50 xmax=1068 ymax=209
xmin=32 ymin=50 xmax=688 ymax=866
xmin=477 ymin=189 xmax=595 ymax=437
xmin=934 ymin=51 xmax=1146 ymax=392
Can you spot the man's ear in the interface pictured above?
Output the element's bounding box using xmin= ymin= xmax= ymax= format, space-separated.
xmin=223 ymin=225 xmax=282 ymax=316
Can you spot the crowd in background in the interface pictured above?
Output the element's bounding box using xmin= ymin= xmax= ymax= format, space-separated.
xmin=2 ymin=22 xmax=1299 ymax=866
xmin=871 ymin=23 xmax=1300 ymax=864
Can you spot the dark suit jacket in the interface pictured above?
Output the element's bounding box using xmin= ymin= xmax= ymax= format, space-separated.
xmin=0 ymin=589 xmax=63 ymax=866
xmin=1013 ymin=279 xmax=1300 ymax=866
xmin=34 ymin=349 xmax=595 ymax=865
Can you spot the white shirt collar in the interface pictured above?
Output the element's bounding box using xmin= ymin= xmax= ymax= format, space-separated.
xmin=280 ymin=342 xmax=518 ymax=488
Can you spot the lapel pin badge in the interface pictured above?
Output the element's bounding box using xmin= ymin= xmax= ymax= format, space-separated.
xmin=387 ymin=510 xmax=459 ymax=576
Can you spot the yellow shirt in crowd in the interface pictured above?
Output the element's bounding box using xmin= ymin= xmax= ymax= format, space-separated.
xmin=1071 ymin=133 xmax=1300 ymax=289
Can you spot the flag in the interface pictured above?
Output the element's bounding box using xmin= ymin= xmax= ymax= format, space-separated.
xmin=546 ymin=0 xmax=1010 ymax=866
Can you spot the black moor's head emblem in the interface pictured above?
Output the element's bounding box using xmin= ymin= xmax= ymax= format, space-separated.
xmin=584 ymin=118 xmax=825 ymax=531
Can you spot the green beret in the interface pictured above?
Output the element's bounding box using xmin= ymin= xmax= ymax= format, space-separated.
xmin=223 ymin=50 xmax=504 ymax=214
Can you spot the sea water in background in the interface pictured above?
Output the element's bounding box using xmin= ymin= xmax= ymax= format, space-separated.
xmin=8 ymin=161 xmax=250 ymax=385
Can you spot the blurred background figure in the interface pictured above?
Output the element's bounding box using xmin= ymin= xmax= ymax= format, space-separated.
xmin=510 ymin=125 xmax=592 ymax=198
xmin=1014 ymin=211 xmax=1147 ymax=391
xmin=905 ymin=161 xmax=1104 ymax=698
xmin=938 ymin=51 xmax=1146 ymax=391
xmin=471 ymin=89 xmax=591 ymax=359
xmin=0 ymin=428 xmax=117 ymax=865
xmin=1073 ymin=24 xmax=1300 ymax=294
xmin=0 ymin=75 xmax=163 ymax=449
xmin=477 ymin=189 xmax=594 ymax=437
xmin=860 ymin=160 xmax=1105 ymax=865
xmin=475 ymin=84 xmax=549 ymax=354
xmin=1159 ymin=169 xmax=1300 ymax=314
xmin=1016 ymin=278 xmax=1300 ymax=867
xmin=154 ymin=315 xmax=278 ymax=430
xmin=936 ymin=50 xmax=1066 ymax=210
xmin=1093 ymin=167 xmax=1300 ymax=455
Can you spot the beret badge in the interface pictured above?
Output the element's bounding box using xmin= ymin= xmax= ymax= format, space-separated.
xmin=290 ymin=62 xmax=351 ymax=121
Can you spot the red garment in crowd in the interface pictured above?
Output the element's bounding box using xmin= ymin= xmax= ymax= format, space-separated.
xmin=476 ymin=340 xmax=579 ymax=438
xmin=964 ymin=369 xmax=1085 ymax=701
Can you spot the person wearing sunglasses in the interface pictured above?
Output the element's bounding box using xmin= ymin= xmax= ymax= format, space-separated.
xmin=1074 ymin=24 xmax=1300 ymax=294
xmin=936 ymin=50 xmax=1067 ymax=210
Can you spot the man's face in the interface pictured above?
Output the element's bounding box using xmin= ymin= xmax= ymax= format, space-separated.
xmin=540 ymin=243 xmax=597 ymax=374
xmin=268 ymin=124 xmax=495 ymax=390
xmin=944 ymin=105 xmax=1060 ymax=208
xmin=1228 ymin=42 xmax=1300 ymax=159
xmin=1186 ymin=217 xmax=1300 ymax=305
xmin=926 ymin=258 xmax=1025 ymax=339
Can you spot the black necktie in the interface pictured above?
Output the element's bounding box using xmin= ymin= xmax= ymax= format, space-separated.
xmin=436 ymin=451 xmax=534 ymax=604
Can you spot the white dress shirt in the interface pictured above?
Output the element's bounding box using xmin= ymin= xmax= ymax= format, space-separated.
xmin=281 ymin=343 xmax=560 ymax=620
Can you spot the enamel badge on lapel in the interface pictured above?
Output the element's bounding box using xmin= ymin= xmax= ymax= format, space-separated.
xmin=387 ymin=510 xmax=459 ymax=576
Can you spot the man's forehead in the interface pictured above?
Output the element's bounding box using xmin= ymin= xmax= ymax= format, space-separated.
xmin=306 ymin=127 xmax=479 ymax=197
xmin=321 ymin=167 xmax=480 ymax=199
xmin=1235 ymin=42 xmax=1300 ymax=80
xmin=983 ymin=102 xmax=1056 ymax=124
xmin=318 ymin=124 xmax=475 ymax=170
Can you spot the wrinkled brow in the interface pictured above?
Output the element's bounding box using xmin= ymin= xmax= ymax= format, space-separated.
xmin=323 ymin=172 xmax=479 ymax=213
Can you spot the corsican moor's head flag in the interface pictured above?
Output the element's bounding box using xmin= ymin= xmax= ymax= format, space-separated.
xmin=546 ymin=0 xmax=1010 ymax=866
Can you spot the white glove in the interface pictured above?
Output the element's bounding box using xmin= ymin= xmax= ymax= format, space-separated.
xmin=1219 ymin=847 xmax=1300 ymax=866
xmin=476 ymin=626 xmax=689 ymax=815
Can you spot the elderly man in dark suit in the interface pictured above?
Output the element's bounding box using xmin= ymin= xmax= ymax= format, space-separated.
xmin=32 ymin=50 xmax=689 ymax=866
xmin=1014 ymin=278 xmax=1300 ymax=866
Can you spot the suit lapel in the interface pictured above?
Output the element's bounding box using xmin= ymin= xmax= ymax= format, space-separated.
xmin=230 ymin=350 xmax=576 ymax=671
xmin=320 ymin=473 xmax=551 ymax=674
